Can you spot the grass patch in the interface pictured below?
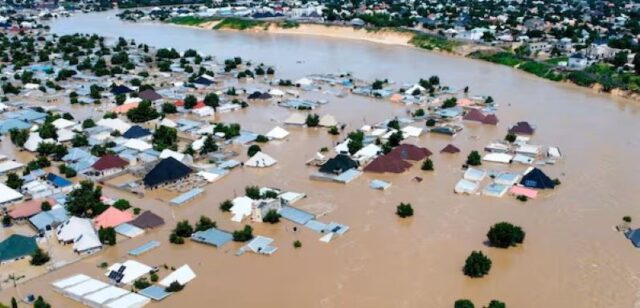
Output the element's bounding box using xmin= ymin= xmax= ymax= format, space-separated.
xmin=277 ymin=20 xmax=299 ymax=29
xmin=212 ymin=18 xmax=265 ymax=30
xmin=169 ymin=16 xmax=217 ymax=26
xmin=409 ymin=33 xmax=458 ymax=52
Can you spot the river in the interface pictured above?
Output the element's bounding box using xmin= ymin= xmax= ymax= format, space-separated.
xmin=3 ymin=10 xmax=639 ymax=308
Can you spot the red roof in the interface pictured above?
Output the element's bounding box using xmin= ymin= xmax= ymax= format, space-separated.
xmin=440 ymin=144 xmax=460 ymax=153
xmin=93 ymin=206 xmax=133 ymax=228
xmin=364 ymin=155 xmax=412 ymax=173
xmin=482 ymin=114 xmax=499 ymax=125
xmin=463 ymin=109 xmax=486 ymax=123
xmin=388 ymin=144 xmax=432 ymax=161
xmin=509 ymin=121 xmax=535 ymax=135
xmin=92 ymin=154 xmax=129 ymax=171
xmin=9 ymin=198 xmax=55 ymax=219
xmin=174 ymin=100 xmax=205 ymax=109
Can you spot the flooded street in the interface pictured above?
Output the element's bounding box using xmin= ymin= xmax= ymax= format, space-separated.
xmin=1 ymin=11 xmax=639 ymax=308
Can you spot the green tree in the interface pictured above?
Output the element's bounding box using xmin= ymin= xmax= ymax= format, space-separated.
xmin=262 ymin=209 xmax=280 ymax=224
xmin=487 ymin=222 xmax=525 ymax=248
xmin=152 ymin=126 xmax=178 ymax=151
xmin=174 ymin=220 xmax=194 ymax=237
xmin=293 ymin=240 xmax=302 ymax=248
xmin=454 ymin=299 xmax=475 ymax=308
xmin=98 ymin=227 xmax=117 ymax=245
xmin=466 ymin=151 xmax=482 ymax=166
xmin=33 ymin=296 xmax=51 ymax=308
xmin=245 ymin=186 xmax=261 ymax=199
xmin=634 ymin=53 xmax=640 ymax=74
xmin=9 ymin=128 xmax=29 ymax=147
xmin=183 ymin=95 xmax=197 ymax=109
xmin=195 ymin=215 xmax=216 ymax=232
xmin=421 ymin=158 xmax=434 ymax=171
xmin=65 ymin=181 xmax=107 ymax=217
xmin=11 ymin=297 xmax=17 ymax=308
xmin=396 ymin=203 xmax=413 ymax=218
xmin=127 ymin=100 xmax=159 ymax=123
xmin=463 ymin=251 xmax=492 ymax=278
xmin=219 ymin=199 xmax=233 ymax=212
xmin=41 ymin=201 xmax=51 ymax=211
xmin=113 ymin=199 xmax=131 ymax=210
xmin=133 ymin=278 xmax=151 ymax=290
xmin=39 ymin=121 xmax=57 ymax=140
xmin=30 ymin=248 xmax=50 ymax=266
xmin=247 ymin=144 xmax=261 ymax=157
xmin=232 ymin=225 xmax=254 ymax=242
xmin=305 ymin=114 xmax=320 ymax=127
xmin=203 ymin=93 xmax=219 ymax=109
xmin=504 ymin=133 xmax=516 ymax=143
xmin=485 ymin=300 xmax=506 ymax=308
xmin=165 ymin=281 xmax=184 ymax=292
xmin=5 ymin=173 xmax=23 ymax=189
xmin=162 ymin=102 xmax=177 ymax=113
xmin=82 ymin=119 xmax=96 ymax=129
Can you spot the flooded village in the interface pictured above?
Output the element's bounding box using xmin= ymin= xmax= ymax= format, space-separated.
xmin=0 ymin=5 xmax=638 ymax=308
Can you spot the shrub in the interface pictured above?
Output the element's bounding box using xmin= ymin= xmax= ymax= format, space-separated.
xmin=232 ymin=225 xmax=254 ymax=242
xmin=623 ymin=216 xmax=632 ymax=223
xmin=463 ymin=251 xmax=492 ymax=278
xmin=30 ymin=248 xmax=50 ymax=266
xmin=516 ymin=195 xmax=528 ymax=202
xmin=293 ymin=240 xmax=302 ymax=248
xmin=454 ymin=299 xmax=475 ymax=308
xmin=195 ymin=216 xmax=217 ymax=232
xmin=33 ymin=296 xmax=51 ymax=308
xmin=247 ymin=144 xmax=261 ymax=157
xmin=487 ymin=222 xmax=525 ymax=248
xmin=245 ymin=186 xmax=261 ymax=199
xmin=396 ymin=203 xmax=414 ymax=218
xmin=133 ymin=207 xmax=141 ymax=215
xmin=41 ymin=201 xmax=51 ymax=211
xmin=328 ymin=126 xmax=340 ymax=135
xmin=98 ymin=227 xmax=116 ymax=245
xmin=150 ymin=273 xmax=159 ymax=282
xmin=169 ymin=232 xmax=184 ymax=244
xmin=113 ymin=199 xmax=131 ymax=210
xmin=255 ymin=135 xmax=268 ymax=143
xmin=262 ymin=209 xmax=280 ymax=224
xmin=219 ymin=199 xmax=233 ymax=212
xmin=421 ymin=159 xmax=434 ymax=171
xmin=486 ymin=300 xmax=506 ymax=308
xmin=305 ymin=114 xmax=319 ymax=127
xmin=134 ymin=278 xmax=151 ymax=290
xmin=174 ymin=220 xmax=193 ymax=237
xmin=165 ymin=281 xmax=184 ymax=292
xmin=466 ymin=151 xmax=482 ymax=166
xmin=504 ymin=133 xmax=516 ymax=143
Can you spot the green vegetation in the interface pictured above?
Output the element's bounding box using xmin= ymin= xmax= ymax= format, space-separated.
xmin=98 ymin=227 xmax=117 ymax=245
xmin=113 ymin=199 xmax=131 ymax=211
xmin=232 ymin=225 xmax=254 ymax=242
xmin=278 ymin=20 xmax=300 ymax=29
xmin=410 ymin=33 xmax=458 ymax=52
xmin=487 ymin=222 xmax=525 ymax=248
xmin=293 ymin=240 xmax=302 ymax=248
xmin=219 ymin=199 xmax=233 ymax=212
xmin=194 ymin=215 xmax=216 ymax=232
xmin=421 ymin=158 xmax=434 ymax=171
xmin=463 ymin=251 xmax=492 ymax=278
xmin=170 ymin=220 xmax=194 ymax=244
xmin=454 ymin=299 xmax=475 ymax=308
xmin=65 ymin=181 xmax=107 ymax=218
xmin=466 ymin=151 xmax=482 ymax=166
xmin=247 ymin=144 xmax=261 ymax=157
xmin=169 ymin=16 xmax=218 ymax=26
xmin=213 ymin=18 xmax=265 ymax=31
xmin=30 ymin=248 xmax=50 ymax=266
xmin=262 ymin=209 xmax=280 ymax=224
xmin=396 ymin=203 xmax=414 ymax=218
xmin=165 ymin=281 xmax=184 ymax=292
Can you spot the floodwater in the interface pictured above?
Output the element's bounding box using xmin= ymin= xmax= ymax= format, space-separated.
xmin=0 ymin=11 xmax=639 ymax=308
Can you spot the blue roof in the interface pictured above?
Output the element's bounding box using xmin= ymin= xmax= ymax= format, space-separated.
xmin=169 ymin=188 xmax=204 ymax=205
xmin=62 ymin=148 xmax=91 ymax=162
xmin=139 ymin=285 xmax=172 ymax=301
xmin=627 ymin=229 xmax=640 ymax=247
xmin=304 ymin=219 xmax=327 ymax=233
xmin=123 ymin=125 xmax=151 ymax=139
xmin=129 ymin=240 xmax=160 ymax=256
xmin=4 ymin=109 xmax=47 ymax=122
xmin=190 ymin=228 xmax=233 ymax=248
xmin=46 ymin=173 xmax=72 ymax=188
xmin=0 ymin=118 xmax=31 ymax=134
xmin=279 ymin=206 xmax=315 ymax=225
xmin=29 ymin=207 xmax=68 ymax=232
xmin=68 ymin=156 xmax=98 ymax=172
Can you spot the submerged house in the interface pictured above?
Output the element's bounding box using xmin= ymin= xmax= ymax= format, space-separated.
xmin=0 ymin=234 xmax=37 ymax=264
xmin=143 ymin=157 xmax=193 ymax=188
xmin=56 ymin=217 xmax=102 ymax=254
xmin=520 ymin=167 xmax=555 ymax=189
xmin=509 ymin=121 xmax=535 ymax=135
xmin=318 ymin=154 xmax=358 ymax=175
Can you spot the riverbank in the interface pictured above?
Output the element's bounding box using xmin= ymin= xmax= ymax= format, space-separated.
xmin=174 ymin=16 xmax=640 ymax=102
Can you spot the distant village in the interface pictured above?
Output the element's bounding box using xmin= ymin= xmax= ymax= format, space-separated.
xmin=0 ymin=2 xmax=631 ymax=308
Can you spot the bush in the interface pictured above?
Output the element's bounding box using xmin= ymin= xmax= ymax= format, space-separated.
xmin=328 ymin=126 xmax=340 ymax=135
xmin=165 ymin=281 xmax=184 ymax=292
xmin=219 ymin=199 xmax=233 ymax=212
xmin=245 ymin=186 xmax=261 ymax=199
xmin=516 ymin=195 xmax=528 ymax=202
xmin=487 ymin=222 xmax=525 ymax=248
xmin=195 ymin=215 xmax=216 ymax=232
xmin=150 ymin=273 xmax=159 ymax=282
xmin=174 ymin=220 xmax=193 ymax=237
xmin=504 ymin=133 xmax=516 ymax=143
xmin=41 ymin=201 xmax=51 ymax=211
xmin=169 ymin=232 xmax=184 ymax=244
xmin=623 ymin=216 xmax=632 ymax=223
xmin=262 ymin=209 xmax=280 ymax=224
xmin=396 ymin=203 xmax=414 ymax=218
xmin=486 ymin=300 xmax=506 ymax=308
xmin=255 ymin=135 xmax=268 ymax=143
xmin=466 ymin=151 xmax=482 ymax=166
xmin=305 ymin=114 xmax=319 ymax=127
xmin=133 ymin=207 xmax=141 ymax=215
xmin=454 ymin=299 xmax=475 ymax=308
xmin=247 ymin=144 xmax=261 ymax=157
xmin=33 ymin=296 xmax=51 ymax=308
xmin=98 ymin=227 xmax=116 ymax=245
xmin=133 ymin=278 xmax=151 ymax=290
xmin=113 ymin=199 xmax=131 ymax=210
xmin=233 ymin=225 xmax=254 ymax=242
xmin=293 ymin=240 xmax=302 ymax=248
xmin=421 ymin=158 xmax=434 ymax=171
xmin=30 ymin=248 xmax=50 ymax=266
xmin=463 ymin=251 xmax=492 ymax=278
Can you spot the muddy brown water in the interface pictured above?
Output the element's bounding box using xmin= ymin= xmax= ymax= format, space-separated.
xmin=0 ymin=10 xmax=639 ymax=308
